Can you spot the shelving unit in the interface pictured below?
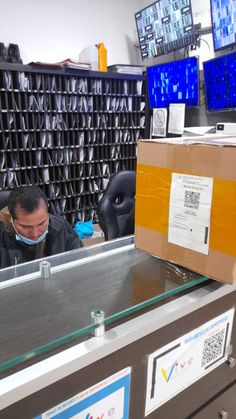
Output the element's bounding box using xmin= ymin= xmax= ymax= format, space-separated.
xmin=0 ymin=63 xmax=146 ymax=224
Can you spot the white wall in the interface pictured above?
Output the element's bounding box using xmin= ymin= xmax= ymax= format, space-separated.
xmin=0 ymin=0 xmax=217 ymax=67
xmin=0 ymin=0 xmax=143 ymax=65
xmin=189 ymin=0 xmax=214 ymax=68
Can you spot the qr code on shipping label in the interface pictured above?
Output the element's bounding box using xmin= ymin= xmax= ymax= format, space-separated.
xmin=184 ymin=190 xmax=200 ymax=210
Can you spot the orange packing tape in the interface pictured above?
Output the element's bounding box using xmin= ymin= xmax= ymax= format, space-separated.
xmin=135 ymin=163 xmax=236 ymax=256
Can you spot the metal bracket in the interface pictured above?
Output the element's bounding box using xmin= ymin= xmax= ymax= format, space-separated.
xmin=91 ymin=309 xmax=105 ymax=337
xmin=227 ymin=355 xmax=236 ymax=369
xmin=39 ymin=261 xmax=51 ymax=279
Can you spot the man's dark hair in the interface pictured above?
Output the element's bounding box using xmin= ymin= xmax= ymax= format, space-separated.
xmin=8 ymin=185 xmax=48 ymax=219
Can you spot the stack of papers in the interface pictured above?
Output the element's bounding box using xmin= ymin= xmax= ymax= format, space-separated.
xmin=29 ymin=59 xmax=91 ymax=70
xmin=61 ymin=59 xmax=91 ymax=69
xmin=108 ymin=64 xmax=145 ymax=75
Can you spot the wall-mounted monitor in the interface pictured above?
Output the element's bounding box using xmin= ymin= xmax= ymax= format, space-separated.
xmin=210 ymin=0 xmax=236 ymax=51
xmin=147 ymin=56 xmax=199 ymax=108
xmin=203 ymin=51 xmax=236 ymax=112
xmin=135 ymin=0 xmax=196 ymax=60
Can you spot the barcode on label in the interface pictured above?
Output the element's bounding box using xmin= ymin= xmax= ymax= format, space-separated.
xmin=184 ymin=190 xmax=200 ymax=210
xmin=201 ymin=329 xmax=226 ymax=368
xmin=204 ymin=227 xmax=209 ymax=244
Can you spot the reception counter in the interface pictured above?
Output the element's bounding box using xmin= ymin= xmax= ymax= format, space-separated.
xmin=0 ymin=236 xmax=235 ymax=418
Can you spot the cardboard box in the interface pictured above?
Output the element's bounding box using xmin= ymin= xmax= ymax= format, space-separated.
xmin=135 ymin=136 xmax=236 ymax=284
xmin=82 ymin=224 xmax=105 ymax=247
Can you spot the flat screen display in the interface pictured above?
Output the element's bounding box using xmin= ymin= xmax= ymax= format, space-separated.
xmin=203 ymin=51 xmax=236 ymax=111
xmin=210 ymin=0 xmax=236 ymax=51
xmin=147 ymin=56 xmax=199 ymax=108
xmin=135 ymin=0 xmax=196 ymax=60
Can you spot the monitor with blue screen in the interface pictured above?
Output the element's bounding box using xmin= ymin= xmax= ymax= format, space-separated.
xmin=210 ymin=0 xmax=236 ymax=51
xmin=147 ymin=56 xmax=199 ymax=108
xmin=203 ymin=51 xmax=236 ymax=112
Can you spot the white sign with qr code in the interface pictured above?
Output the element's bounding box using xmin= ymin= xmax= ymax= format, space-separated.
xmin=168 ymin=173 xmax=213 ymax=254
xmin=145 ymin=309 xmax=234 ymax=416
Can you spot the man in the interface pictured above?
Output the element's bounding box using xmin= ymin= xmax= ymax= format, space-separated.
xmin=0 ymin=185 xmax=82 ymax=269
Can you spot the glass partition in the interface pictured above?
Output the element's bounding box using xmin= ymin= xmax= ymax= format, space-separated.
xmin=0 ymin=236 xmax=214 ymax=375
xmin=0 ymin=236 xmax=133 ymax=282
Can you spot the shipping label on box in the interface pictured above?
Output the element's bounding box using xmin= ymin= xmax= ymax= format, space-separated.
xmin=168 ymin=173 xmax=213 ymax=255
xmin=134 ymin=137 xmax=236 ymax=284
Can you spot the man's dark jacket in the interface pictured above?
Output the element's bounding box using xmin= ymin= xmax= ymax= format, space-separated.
xmin=0 ymin=207 xmax=82 ymax=269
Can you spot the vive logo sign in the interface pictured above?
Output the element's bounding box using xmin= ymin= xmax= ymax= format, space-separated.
xmin=85 ymin=407 xmax=115 ymax=419
xmin=145 ymin=309 xmax=235 ymax=416
xmin=160 ymin=356 xmax=193 ymax=383
xmin=150 ymin=343 xmax=193 ymax=399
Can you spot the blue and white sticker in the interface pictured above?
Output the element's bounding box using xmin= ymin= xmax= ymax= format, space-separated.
xmin=35 ymin=367 xmax=131 ymax=419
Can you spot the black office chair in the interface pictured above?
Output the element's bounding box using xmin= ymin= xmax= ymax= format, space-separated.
xmin=0 ymin=190 xmax=11 ymax=210
xmin=97 ymin=170 xmax=136 ymax=241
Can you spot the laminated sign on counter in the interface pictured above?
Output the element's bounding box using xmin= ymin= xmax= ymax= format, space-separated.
xmin=145 ymin=309 xmax=234 ymax=415
xmin=134 ymin=135 xmax=236 ymax=284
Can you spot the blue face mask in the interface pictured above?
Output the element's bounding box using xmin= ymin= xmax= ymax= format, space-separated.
xmin=15 ymin=229 xmax=48 ymax=245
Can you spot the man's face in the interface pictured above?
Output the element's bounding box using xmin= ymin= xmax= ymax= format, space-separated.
xmin=13 ymin=199 xmax=49 ymax=240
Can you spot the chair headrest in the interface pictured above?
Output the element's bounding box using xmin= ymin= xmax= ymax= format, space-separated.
xmin=104 ymin=171 xmax=136 ymax=200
